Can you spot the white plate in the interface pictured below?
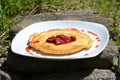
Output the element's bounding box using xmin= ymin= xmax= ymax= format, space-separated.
xmin=11 ymin=20 xmax=109 ymax=59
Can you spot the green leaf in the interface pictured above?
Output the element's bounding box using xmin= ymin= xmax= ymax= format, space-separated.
xmin=113 ymin=56 xmax=118 ymax=66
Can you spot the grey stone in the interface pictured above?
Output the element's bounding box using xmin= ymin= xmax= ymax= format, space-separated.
xmin=8 ymin=10 xmax=119 ymax=72
xmin=10 ymin=10 xmax=112 ymax=36
xmin=0 ymin=70 xmax=11 ymax=80
xmin=6 ymin=38 xmax=119 ymax=73
xmin=83 ymin=69 xmax=116 ymax=80
xmin=8 ymin=41 xmax=119 ymax=73
xmin=101 ymin=39 xmax=119 ymax=62
xmin=27 ymin=69 xmax=116 ymax=80
xmin=6 ymin=10 xmax=120 ymax=80
xmin=6 ymin=50 xmax=112 ymax=73
xmin=10 ymin=13 xmax=58 ymax=35
xmin=0 ymin=69 xmax=23 ymax=80
xmin=29 ymin=70 xmax=93 ymax=80
xmin=0 ymin=57 xmax=7 ymax=67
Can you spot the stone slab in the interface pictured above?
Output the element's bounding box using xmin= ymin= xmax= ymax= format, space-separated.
xmin=8 ymin=10 xmax=119 ymax=72
xmin=10 ymin=10 xmax=112 ymax=36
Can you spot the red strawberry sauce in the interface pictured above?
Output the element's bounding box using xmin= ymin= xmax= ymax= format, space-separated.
xmin=46 ymin=35 xmax=76 ymax=45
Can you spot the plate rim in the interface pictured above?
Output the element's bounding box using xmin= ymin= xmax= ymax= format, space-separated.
xmin=11 ymin=20 xmax=110 ymax=60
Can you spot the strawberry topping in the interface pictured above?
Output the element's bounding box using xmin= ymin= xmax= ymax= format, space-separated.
xmin=46 ymin=35 xmax=76 ymax=45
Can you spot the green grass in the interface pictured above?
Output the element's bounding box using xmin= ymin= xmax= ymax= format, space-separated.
xmin=1 ymin=0 xmax=120 ymax=31
xmin=0 ymin=0 xmax=88 ymax=34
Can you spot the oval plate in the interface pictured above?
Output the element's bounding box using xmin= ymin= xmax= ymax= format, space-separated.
xmin=11 ymin=20 xmax=109 ymax=59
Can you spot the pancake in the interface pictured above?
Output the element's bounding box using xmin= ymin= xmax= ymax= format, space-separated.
xmin=28 ymin=28 xmax=94 ymax=55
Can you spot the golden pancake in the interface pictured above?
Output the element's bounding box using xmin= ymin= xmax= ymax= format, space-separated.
xmin=28 ymin=29 xmax=93 ymax=55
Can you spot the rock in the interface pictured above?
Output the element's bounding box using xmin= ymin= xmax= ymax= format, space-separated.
xmin=5 ymin=50 xmax=112 ymax=73
xmin=10 ymin=10 xmax=112 ymax=36
xmin=6 ymin=10 xmax=119 ymax=72
xmin=0 ymin=69 xmax=11 ymax=80
xmin=7 ymin=10 xmax=119 ymax=73
xmin=5 ymin=10 xmax=120 ymax=79
xmin=0 ymin=69 xmax=23 ymax=80
xmin=5 ymin=39 xmax=119 ymax=73
xmin=10 ymin=13 xmax=58 ymax=36
xmin=0 ymin=69 xmax=118 ymax=80
xmin=83 ymin=69 xmax=116 ymax=80
xmin=101 ymin=39 xmax=119 ymax=62
xmin=29 ymin=69 xmax=93 ymax=80
xmin=28 ymin=69 xmax=117 ymax=80
xmin=0 ymin=57 xmax=7 ymax=67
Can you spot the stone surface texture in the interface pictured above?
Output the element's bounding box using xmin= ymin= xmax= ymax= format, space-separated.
xmin=10 ymin=10 xmax=113 ymax=35
xmin=84 ymin=69 xmax=116 ymax=80
xmin=0 ymin=10 xmax=119 ymax=80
